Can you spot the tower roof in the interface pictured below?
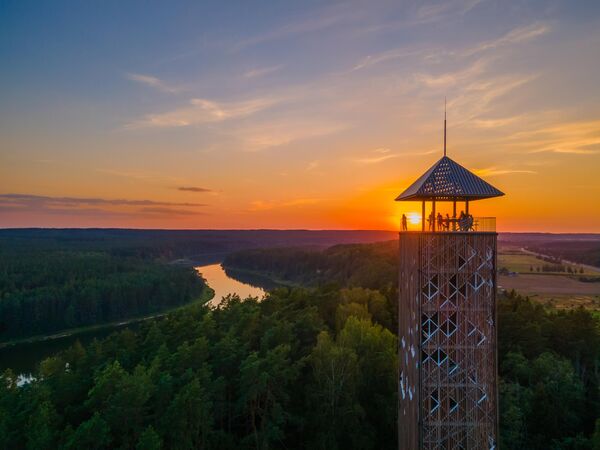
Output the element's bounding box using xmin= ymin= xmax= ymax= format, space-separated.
xmin=395 ymin=155 xmax=504 ymax=201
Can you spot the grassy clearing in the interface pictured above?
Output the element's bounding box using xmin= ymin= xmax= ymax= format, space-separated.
xmin=498 ymin=251 xmax=544 ymax=273
xmin=499 ymin=273 xmax=600 ymax=310
xmin=498 ymin=247 xmax=598 ymax=277
xmin=498 ymin=247 xmax=600 ymax=309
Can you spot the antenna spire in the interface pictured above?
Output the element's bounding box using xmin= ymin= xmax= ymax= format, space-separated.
xmin=444 ymin=97 xmax=447 ymax=157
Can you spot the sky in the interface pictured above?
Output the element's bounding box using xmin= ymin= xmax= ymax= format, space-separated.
xmin=1 ymin=0 xmax=600 ymax=232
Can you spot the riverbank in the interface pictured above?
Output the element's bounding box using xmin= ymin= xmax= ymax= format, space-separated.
xmin=0 ymin=286 xmax=214 ymax=350
xmin=221 ymin=264 xmax=299 ymax=289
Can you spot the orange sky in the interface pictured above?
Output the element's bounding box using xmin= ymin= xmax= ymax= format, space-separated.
xmin=1 ymin=1 xmax=600 ymax=232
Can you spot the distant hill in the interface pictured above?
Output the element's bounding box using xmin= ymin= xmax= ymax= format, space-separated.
xmin=0 ymin=229 xmax=397 ymax=264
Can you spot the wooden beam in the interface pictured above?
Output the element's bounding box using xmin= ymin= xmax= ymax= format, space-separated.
xmin=453 ymin=200 xmax=457 ymax=231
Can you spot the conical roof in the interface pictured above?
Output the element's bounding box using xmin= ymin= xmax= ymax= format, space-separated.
xmin=395 ymin=156 xmax=504 ymax=201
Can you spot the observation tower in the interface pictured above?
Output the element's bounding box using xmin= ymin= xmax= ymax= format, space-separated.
xmin=395 ymin=118 xmax=504 ymax=449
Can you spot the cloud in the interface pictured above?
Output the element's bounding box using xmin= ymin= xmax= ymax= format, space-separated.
xmin=0 ymin=194 xmax=208 ymax=219
xmin=97 ymin=168 xmax=186 ymax=184
xmin=282 ymin=198 xmax=321 ymax=207
xmin=473 ymin=167 xmax=537 ymax=177
xmin=126 ymin=73 xmax=181 ymax=93
xmin=356 ymin=0 xmax=483 ymax=35
xmin=177 ymin=186 xmax=213 ymax=193
xmin=125 ymin=96 xmax=281 ymax=129
xmin=445 ymin=74 xmax=538 ymax=124
xmin=233 ymin=7 xmax=358 ymax=51
xmin=352 ymin=148 xmax=437 ymax=164
xmin=237 ymin=118 xmax=347 ymax=151
xmin=462 ymin=22 xmax=550 ymax=57
xmin=351 ymin=48 xmax=419 ymax=71
xmin=306 ymin=160 xmax=320 ymax=171
xmin=243 ymin=65 xmax=283 ymax=78
xmin=414 ymin=57 xmax=489 ymax=88
xmin=249 ymin=198 xmax=322 ymax=211
xmin=415 ymin=0 xmax=483 ymax=24
xmin=507 ymin=120 xmax=600 ymax=155
xmin=354 ymin=153 xmax=402 ymax=164
xmin=0 ymin=193 xmax=206 ymax=208
xmin=139 ymin=207 xmax=204 ymax=216
xmin=471 ymin=115 xmax=523 ymax=128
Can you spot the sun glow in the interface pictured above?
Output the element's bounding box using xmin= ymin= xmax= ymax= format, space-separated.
xmin=408 ymin=212 xmax=421 ymax=225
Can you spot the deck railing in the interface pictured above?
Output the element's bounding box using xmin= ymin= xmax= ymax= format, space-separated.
xmin=400 ymin=216 xmax=496 ymax=233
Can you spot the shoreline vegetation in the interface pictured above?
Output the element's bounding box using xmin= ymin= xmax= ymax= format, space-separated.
xmin=0 ymin=287 xmax=214 ymax=350
xmin=221 ymin=266 xmax=299 ymax=289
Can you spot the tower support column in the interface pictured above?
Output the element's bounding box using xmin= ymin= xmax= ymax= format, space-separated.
xmin=398 ymin=232 xmax=499 ymax=449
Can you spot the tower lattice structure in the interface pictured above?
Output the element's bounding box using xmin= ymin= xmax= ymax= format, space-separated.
xmin=395 ymin=149 xmax=504 ymax=450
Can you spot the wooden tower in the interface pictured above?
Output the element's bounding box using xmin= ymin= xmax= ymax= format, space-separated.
xmin=395 ymin=142 xmax=504 ymax=449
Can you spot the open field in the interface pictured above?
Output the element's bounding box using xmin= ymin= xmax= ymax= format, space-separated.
xmin=498 ymin=250 xmax=546 ymax=273
xmin=498 ymin=245 xmax=599 ymax=275
xmin=498 ymin=246 xmax=600 ymax=309
xmin=498 ymin=273 xmax=600 ymax=309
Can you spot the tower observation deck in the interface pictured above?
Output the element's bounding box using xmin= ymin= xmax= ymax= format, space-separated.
xmin=395 ymin=136 xmax=504 ymax=449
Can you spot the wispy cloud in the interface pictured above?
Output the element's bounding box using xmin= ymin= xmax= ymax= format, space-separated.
xmin=352 ymin=148 xmax=437 ymax=164
xmin=415 ymin=0 xmax=483 ymax=24
xmin=126 ymin=73 xmax=181 ymax=93
xmin=237 ymin=118 xmax=346 ymax=151
xmin=414 ymin=57 xmax=489 ymax=88
xmin=243 ymin=65 xmax=283 ymax=78
xmin=357 ymin=0 xmax=483 ymax=34
xmin=353 ymin=147 xmax=402 ymax=164
xmin=306 ymin=160 xmax=320 ymax=171
xmin=446 ymin=74 xmax=538 ymax=123
xmin=471 ymin=115 xmax=524 ymax=128
xmin=351 ymin=48 xmax=419 ymax=71
xmin=0 ymin=193 xmax=206 ymax=208
xmin=177 ymin=186 xmax=213 ymax=193
xmin=139 ymin=207 xmax=204 ymax=216
xmin=0 ymin=194 xmax=208 ymax=218
xmin=353 ymin=153 xmax=401 ymax=164
xmin=125 ymin=96 xmax=281 ymax=129
xmin=474 ymin=167 xmax=537 ymax=177
xmin=516 ymin=120 xmax=600 ymax=155
xmin=462 ymin=22 xmax=550 ymax=57
xmin=233 ymin=7 xmax=358 ymax=51
xmin=97 ymin=168 xmax=185 ymax=184
xmin=249 ymin=197 xmax=322 ymax=211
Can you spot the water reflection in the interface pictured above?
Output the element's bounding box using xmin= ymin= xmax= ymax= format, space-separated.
xmin=196 ymin=264 xmax=266 ymax=307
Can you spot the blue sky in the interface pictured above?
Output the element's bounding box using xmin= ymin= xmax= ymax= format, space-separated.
xmin=1 ymin=0 xmax=599 ymax=230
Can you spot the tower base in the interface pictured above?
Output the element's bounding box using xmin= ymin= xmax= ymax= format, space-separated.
xmin=398 ymin=232 xmax=498 ymax=450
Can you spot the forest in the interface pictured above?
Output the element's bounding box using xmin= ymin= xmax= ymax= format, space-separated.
xmin=0 ymin=227 xmax=392 ymax=342
xmin=224 ymin=242 xmax=600 ymax=449
xmin=0 ymin=245 xmax=205 ymax=342
xmin=0 ymin=239 xmax=599 ymax=449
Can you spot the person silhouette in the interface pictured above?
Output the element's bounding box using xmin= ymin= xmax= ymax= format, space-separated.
xmin=459 ymin=211 xmax=466 ymax=231
xmin=401 ymin=214 xmax=408 ymax=231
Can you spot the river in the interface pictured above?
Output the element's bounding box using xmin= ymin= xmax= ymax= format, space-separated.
xmin=0 ymin=263 xmax=270 ymax=377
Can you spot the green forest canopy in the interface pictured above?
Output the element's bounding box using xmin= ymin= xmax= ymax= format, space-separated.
xmin=0 ymin=239 xmax=599 ymax=449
